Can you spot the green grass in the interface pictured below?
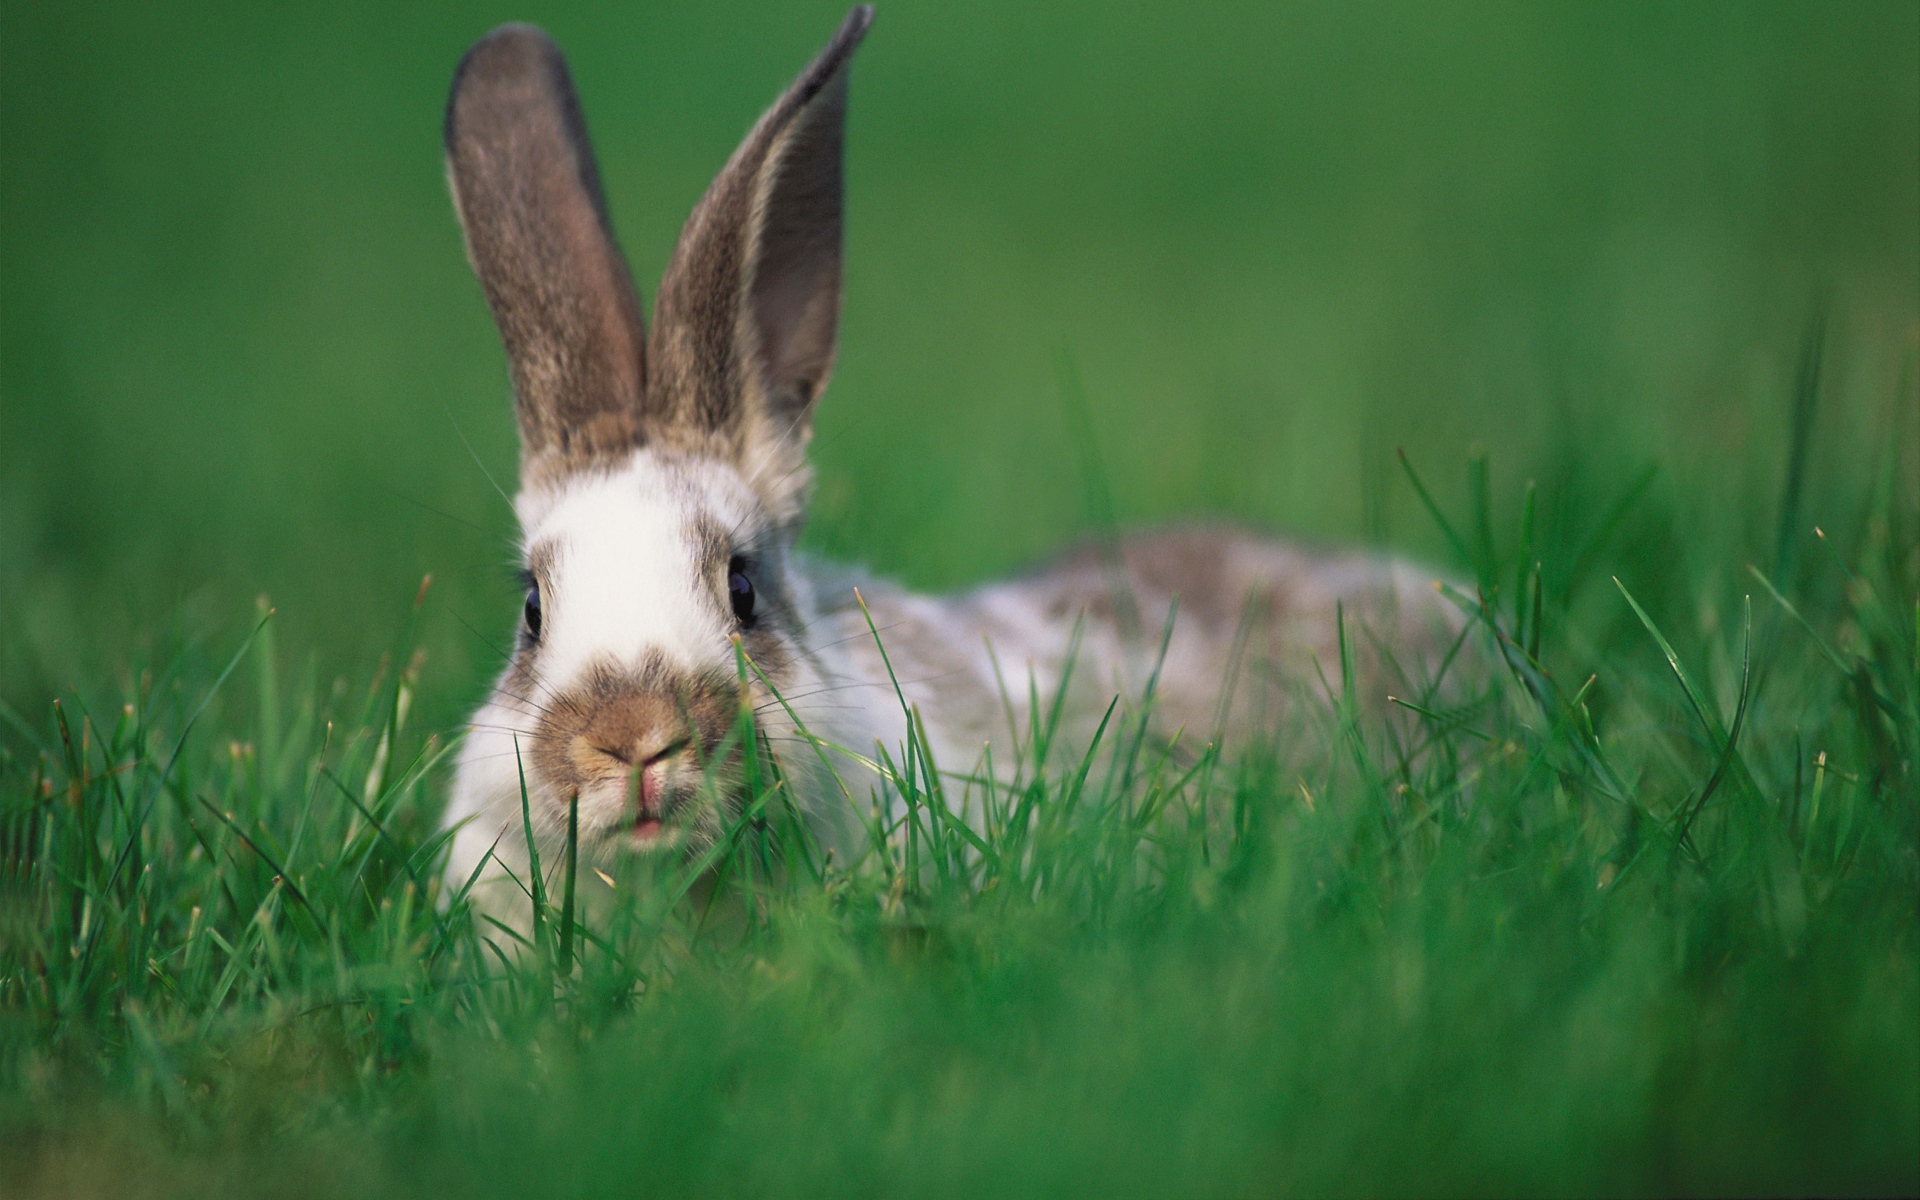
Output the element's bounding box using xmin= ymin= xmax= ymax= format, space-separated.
xmin=2 ymin=418 xmax=1916 ymax=1195
xmin=2 ymin=0 xmax=1918 ymax=1194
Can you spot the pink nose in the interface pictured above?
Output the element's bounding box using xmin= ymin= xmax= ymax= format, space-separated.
xmin=634 ymin=752 xmax=668 ymax=813
xmin=582 ymin=738 xmax=681 ymax=814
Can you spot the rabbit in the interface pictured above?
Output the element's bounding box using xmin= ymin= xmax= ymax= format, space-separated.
xmin=437 ymin=7 xmax=1468 ymax=933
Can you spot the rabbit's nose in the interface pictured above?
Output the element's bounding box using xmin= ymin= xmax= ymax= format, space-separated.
xmin=566 ymin=729 xmax=675 ymax=795
xmin=586 ymin=739 xmax=636 ymax=767
xmin=583 ymin=736 xmax=685 ymax=771
xmin=569 ymin=687 xmax=677 ymax=761
xmin=540 ymin=658 xmax=741 ymax=790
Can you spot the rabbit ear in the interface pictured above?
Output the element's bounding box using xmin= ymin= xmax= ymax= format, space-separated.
xmin=446 ymin=25 xmax=648 ymax=475
xmin=648 ymin=6 xmax=871 ymax=453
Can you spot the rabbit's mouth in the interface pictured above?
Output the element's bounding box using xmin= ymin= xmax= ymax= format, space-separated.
xmin=541 ymin=727 xmax=742 ymax=859
xmin=616 ymin=738 xmax=745 ymax=851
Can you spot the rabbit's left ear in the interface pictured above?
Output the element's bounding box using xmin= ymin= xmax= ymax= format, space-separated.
xmin=445 ymin=24 xmax=649 ymax=476
xmin=648 ymin=6 xmax=871 ymax=454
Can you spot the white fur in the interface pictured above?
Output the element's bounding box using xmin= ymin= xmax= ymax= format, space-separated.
xmin=518 ymin=454 xmax=756 ymax=690
xmin=441 ymin=449 xmax=894 ymax=928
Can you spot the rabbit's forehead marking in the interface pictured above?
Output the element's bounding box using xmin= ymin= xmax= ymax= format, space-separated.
xmin=520 ymin=452 xmax=759 ymax=690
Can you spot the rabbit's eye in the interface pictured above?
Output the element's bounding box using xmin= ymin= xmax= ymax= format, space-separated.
xmin=523 ymin=583 xmax=543 ymax=642
xmin=728 ymin=557 xmax=756 ymax=625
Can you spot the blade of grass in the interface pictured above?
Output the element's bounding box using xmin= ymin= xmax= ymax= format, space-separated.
xmin=1614 ymin=577 xmax=1723 ymax=742
xmin=1398 ymin=448 xmax=1475 ymax=572
xmin=559 ymin=792 xmax=577 ymax=975
xmin=1675 ymin=597 xmax=1755 ymax=847
xmin=515 ymin=739 xmax=546 ymax=953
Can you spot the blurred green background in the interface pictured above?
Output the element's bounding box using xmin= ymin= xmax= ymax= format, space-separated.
xmin=3 ymin=0 xmax=1915 ymax=716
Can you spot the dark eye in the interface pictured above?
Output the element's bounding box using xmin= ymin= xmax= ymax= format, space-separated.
xmin=522 ymin=581 xmax=543 ymax=641
xmin=727 ymin=557 xmax=756 ymax=625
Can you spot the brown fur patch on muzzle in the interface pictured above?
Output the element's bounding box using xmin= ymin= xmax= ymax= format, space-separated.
xmin=530 ymin=655 xmax=742 ymax=806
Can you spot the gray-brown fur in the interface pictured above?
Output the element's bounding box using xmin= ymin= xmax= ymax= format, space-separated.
xmin=446 ymin=8 xmax=869 ymax=492
xmin=649 ymin=6 xmax=868 ymax=446
xmin=445 ymin=25 xmax=649 ymax=475
xmin=810 ymin=525 xmax=1468 ymax=774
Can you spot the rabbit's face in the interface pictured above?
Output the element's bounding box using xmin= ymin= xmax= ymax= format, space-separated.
xmin=484 ymin=451 xmax=805 ymax=854
xmin=441 ymin=11 xmax=869 ymax=866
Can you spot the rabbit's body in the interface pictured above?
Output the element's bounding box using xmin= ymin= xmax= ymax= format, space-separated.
xmin=810 ymin=526 xmax=1454 ymax=768
xmin=436 ymin=9 xmax=1464 ymax=932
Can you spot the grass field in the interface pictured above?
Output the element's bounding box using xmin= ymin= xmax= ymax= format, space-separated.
xmin=3 ymin=1 xmax=1917 ymax=1194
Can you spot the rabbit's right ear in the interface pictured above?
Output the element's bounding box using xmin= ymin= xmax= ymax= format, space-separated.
xmin=647 ymin=7 xmax=872 ymax=462
xmin=446 ymin=25 xmax=648 ymax=478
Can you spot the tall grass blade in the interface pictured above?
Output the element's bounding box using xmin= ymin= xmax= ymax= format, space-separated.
xmin=1675 ymin=597 xmax=1755 ymax=847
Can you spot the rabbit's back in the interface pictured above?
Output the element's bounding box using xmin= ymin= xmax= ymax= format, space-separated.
xmin=804 ymin=526 xmax=1469 ymax=774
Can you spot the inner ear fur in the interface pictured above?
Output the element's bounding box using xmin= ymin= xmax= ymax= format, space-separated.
xmin=648 ymin=6 xmax=872 ymax=451
xmin=445 ymin=24 xmax=648 ymax=474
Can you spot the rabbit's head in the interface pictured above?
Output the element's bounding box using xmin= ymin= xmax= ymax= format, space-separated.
xmin=444 ymin=9 xmax=871 ymax=858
